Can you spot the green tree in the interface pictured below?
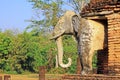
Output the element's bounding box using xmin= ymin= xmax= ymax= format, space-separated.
xmin=0 ymin=29 xmax=57 ymax=73
xmin=27 ymin=0 xmax=63 ymax=35
xmin=27 ymin=0 xmax=90 ymax=27
xmin=0 ymin=30 xmax=15 ymax=73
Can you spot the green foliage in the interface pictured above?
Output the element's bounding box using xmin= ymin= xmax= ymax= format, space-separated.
xmin=0 ymin=29 xmax=98 ymax=74
xmin=62 ymin=36 xmax=77 ymax=73
xmin=0 ymin=31 xmax=13 ymax=72
xmin=0 ymin=29 xmax=79 ymax=74
xmin=48 ymin=67 xmax=65 ymax=74
xmin=92 ymin=51 xmax=98 ymax=69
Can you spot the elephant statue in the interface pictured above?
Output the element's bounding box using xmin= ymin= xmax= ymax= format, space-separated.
xmin=51 ymin=11 xmax=107 ymax=75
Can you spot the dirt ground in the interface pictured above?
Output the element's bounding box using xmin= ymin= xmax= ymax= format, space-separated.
xmin=0 ymin=74 xmax=39 ymax=80
xmin=0 ymin=74 xmax=64 ymax=80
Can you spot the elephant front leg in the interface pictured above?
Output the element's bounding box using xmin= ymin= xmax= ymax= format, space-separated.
xmin=77 ymin=43 xmax=87 ymax=75
xmin=79 ymin=47 xmax=94 ymax=75
xmin=79 ymin=53 xmax=89 ymax=75
xmin=78 ymin=43 xmax=89 ymax=75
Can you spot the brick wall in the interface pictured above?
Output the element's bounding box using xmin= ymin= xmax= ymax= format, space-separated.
xmin=106 ymin=13 xmax=120 ymax=75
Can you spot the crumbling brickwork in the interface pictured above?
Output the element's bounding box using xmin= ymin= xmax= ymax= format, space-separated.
xmin=81 ymin=0 xmax=120 ymax=17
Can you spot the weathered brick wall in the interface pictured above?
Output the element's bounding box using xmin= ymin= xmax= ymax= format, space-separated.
xmin=106 ymin=13 xmax=120 ymax=75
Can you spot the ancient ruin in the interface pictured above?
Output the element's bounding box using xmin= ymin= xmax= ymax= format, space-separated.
xmin=81 ymin=0 xmax=120 ymax=75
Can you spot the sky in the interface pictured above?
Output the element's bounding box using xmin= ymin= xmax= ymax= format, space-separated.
xmin=0 ymin=0 xmax=33 ymax=32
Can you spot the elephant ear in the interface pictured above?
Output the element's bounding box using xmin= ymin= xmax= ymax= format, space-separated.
xmin=72 ymin=15 xmax=80 ymax=33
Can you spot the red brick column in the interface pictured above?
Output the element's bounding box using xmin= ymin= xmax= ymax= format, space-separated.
xmin=4 ymin=75 xmax=11 ymax=80
xmin=39 ymin=66 xmax=45 ymax=80
xmin=0 ymin=76 xmax=2 ymax=80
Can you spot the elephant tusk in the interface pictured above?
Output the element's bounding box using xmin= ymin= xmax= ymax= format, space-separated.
xmin=56 ymin=36 xmax=72 ymax=68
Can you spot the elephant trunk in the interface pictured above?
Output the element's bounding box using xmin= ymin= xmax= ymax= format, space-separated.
xmin=56 ymin=36 xmax=72 ymax=68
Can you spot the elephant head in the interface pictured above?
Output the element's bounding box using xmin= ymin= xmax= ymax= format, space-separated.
xmin=51 ymin=11 xmax=80 ymax=68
